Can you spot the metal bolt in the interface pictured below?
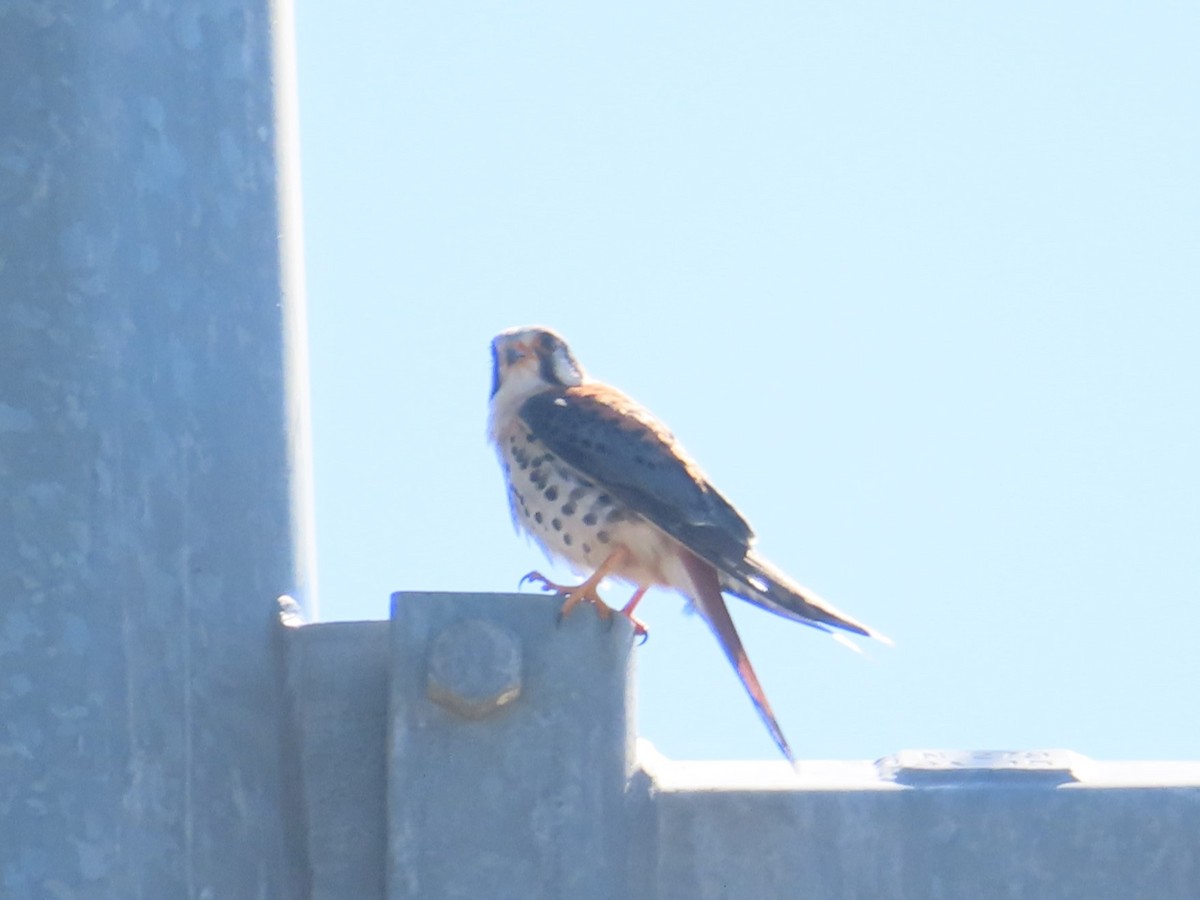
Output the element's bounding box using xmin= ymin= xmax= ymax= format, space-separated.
xmin=426 ymin=618 xmax=522 ymax=718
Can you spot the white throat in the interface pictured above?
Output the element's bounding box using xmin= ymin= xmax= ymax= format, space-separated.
xmin=488 ymin=365 xmax=557 ymax=445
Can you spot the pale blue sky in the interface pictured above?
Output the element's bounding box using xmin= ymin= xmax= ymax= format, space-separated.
xmin=294 ymin=2 xmax=1199 ymax=760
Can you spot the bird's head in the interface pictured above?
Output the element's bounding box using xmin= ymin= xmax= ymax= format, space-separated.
xmin=490 ymin=326 xmax=586 ymax=402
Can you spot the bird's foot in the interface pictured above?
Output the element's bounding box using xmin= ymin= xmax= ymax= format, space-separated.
xmin=613 ymin=608 xmax=649 ymax=644
xmin=520 ymin=549 xmax=634 ymax=634
xmin=520 ymin=570 xmax=615 ymax=624
xmin=595 ymin=602 xmax=649 ymax=642
xmin=620 ymin=587 xmax=650 ymax=644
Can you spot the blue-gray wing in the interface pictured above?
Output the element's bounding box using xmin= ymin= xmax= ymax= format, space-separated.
xmin=518 ymin=384 xmax=754 ymax=569
xmin=519 ymin=383 xmax=885 ymax=641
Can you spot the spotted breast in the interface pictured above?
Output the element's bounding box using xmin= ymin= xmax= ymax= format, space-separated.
xmin=494 ymin=417 xmax=673 ymax=589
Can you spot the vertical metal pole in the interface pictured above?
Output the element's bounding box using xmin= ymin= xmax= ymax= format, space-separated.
xmin=0 ymin=1 xmax=314 ymax=897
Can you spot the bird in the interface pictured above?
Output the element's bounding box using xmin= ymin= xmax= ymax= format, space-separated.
xmin=488 ymin=325 xmax=890 ymax=762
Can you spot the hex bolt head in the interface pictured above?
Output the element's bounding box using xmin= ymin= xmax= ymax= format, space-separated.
xmin=426 ymin=619 xmax=522 ymax=718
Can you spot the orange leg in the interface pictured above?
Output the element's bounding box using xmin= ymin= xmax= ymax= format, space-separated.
xmin=520 ymin=547 xmax=631 ymax=624
xmin=620 ymin=586 xmax=650 ymax=643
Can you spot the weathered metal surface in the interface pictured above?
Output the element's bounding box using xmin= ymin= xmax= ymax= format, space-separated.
xmin=0 ymin=1 xmax=313 ymax=896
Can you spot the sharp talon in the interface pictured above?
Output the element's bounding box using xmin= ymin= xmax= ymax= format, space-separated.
xmin=519 ymin=571 xmax=544 ymax=590
xmin=519 ymin=571 xmax=561 ymax=594
xmin=635 ymin=626 xmax=649 ymax=646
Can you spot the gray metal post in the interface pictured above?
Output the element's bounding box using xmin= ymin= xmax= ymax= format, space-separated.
xmin=0 ymin=2 xmax=314 ymax=897
xmin=388 ymin=592 xmax=638 ymax=900
xmin=288 ymin=620 xmax=391 ymax=900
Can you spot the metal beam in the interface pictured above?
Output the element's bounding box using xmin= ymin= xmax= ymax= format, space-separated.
xmin=291 ymin=593 xmax=1200 ymax=900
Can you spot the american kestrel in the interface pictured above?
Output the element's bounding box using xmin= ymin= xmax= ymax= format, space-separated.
xmin=488 ymin=325 xmax=890 ymax=761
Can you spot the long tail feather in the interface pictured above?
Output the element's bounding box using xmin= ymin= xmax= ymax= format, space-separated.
xmin=722 ymin=552 xmax=893 ymax=646
xmin=679 ymin=550 xmax=795 ymax=764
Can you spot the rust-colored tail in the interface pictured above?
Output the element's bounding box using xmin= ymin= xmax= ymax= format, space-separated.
xmin=679 ymin=549 xmax=795 ymax=764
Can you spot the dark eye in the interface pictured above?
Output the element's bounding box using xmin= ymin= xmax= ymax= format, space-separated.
xmin=538 ymin=333 xmax=556 ymax=351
